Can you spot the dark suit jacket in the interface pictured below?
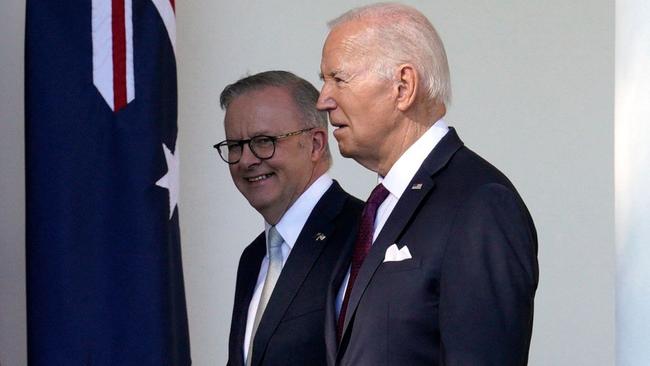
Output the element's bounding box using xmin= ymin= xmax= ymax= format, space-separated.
xmin=326 ymin=129 xmax=539 ymax=366
xmin=227 ymin=181 xmax=363 ymax=366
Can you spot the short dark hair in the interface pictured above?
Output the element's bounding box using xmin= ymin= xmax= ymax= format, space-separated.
xmin=220 ymin=70 xmax=331 ymax=163
xmin=221 ymin=70 xmax=328 ymax=129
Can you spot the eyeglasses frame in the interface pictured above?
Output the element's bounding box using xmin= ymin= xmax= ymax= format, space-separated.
xmin=213 ymin=127 xmax=315 ymax=164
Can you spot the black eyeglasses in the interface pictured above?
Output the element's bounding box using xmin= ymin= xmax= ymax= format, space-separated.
xmin=213 ymin=127 xmax=314 ymax=164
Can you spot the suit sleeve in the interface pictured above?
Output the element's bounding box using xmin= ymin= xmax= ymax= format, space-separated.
xmin=439 ymin=183 xmax=538 ymax=366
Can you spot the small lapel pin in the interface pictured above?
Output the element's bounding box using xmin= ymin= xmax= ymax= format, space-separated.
xmin=315 ymin=233 xmax=327 ymax=241
xmin=411 ymin=183 xmax=423 ymax=190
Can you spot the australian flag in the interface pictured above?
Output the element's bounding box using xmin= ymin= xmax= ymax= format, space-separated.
xmin=25 ymin=0 xmax=191 ymax=365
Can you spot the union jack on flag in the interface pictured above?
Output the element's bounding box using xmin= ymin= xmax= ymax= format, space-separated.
xmin=92 ymin=0 xmax=176 ymax=111
xmin=26 ymin=0 xmax=191 ymax=364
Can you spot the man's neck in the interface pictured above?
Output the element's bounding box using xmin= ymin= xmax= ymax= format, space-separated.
xmin=375 ymin=121 xmax=429 ymax=176
xmin=261 ymin=163 xmax=329 ymax=225
xmin=374 ymin=104 xmax=447 ymax=176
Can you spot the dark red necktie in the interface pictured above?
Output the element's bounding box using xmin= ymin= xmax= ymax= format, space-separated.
xmin=337 ymin=183 xmax=390 ymax=341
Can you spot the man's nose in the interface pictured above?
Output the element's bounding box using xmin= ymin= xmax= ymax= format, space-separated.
xmin=238 ymin=143 xmax=261 ymax=166
xmin=316 ymin=87 xmax=336 ymax=111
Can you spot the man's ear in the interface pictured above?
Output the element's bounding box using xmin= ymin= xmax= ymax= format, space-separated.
xmin=310 ymin=128 xmax=327 ymax=161
xmin=395 ymin=64 xmax=418 ymax=111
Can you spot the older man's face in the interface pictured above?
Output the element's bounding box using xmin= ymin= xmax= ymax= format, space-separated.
xmin=317 ymin=21 xmax=399 ymax=167
xmin=224 ymin=86 xmax=316 ymax=223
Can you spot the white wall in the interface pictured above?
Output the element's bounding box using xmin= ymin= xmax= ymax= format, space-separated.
xmin=0 ymin=0 xmax=615 ymax=365
xmin=616 ymin=0 xmax=650 ymax=364
xmin=177 ymin=1 xmax=614 ymax=365
xmin=0 ymin=0 xmax=26 ymax=364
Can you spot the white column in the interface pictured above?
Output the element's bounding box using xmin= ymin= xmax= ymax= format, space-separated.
xmin=616 ymin=1 xmax=650 ymax=364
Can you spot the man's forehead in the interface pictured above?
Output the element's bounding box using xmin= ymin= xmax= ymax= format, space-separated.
xmin=224 ymin=117 xmax=289 ymax=139
xmin=323 ymin=25 xmax=374 ymax=65
xmin=226 ymin=86 xmax=295 ymax=113
xmin=224 ymin=87 xmax=301 ymax=135
xmin=325 ymin=27 xmax=356 ymax=52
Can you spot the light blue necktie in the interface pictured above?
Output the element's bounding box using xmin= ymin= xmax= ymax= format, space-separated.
xmin=246 ymin=226 xmax=283 ymax=366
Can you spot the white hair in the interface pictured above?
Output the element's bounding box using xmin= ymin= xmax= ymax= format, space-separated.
xmin=328 ymin=3 xmax=451 ymax=106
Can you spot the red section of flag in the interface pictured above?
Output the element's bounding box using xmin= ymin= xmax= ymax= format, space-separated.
xmin=112 ymin=0 xmax=127 ymax=111
xmin=169 ymin=0 xmax=175 ymax=12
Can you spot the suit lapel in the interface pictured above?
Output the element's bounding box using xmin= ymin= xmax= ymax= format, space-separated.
xmin=250 ymin=182 xmax=348 ymax=366
xmin=340 ymin=128 xmax=464 ymax=342
xmin=230 ymin=235 xmax=265 ymax=366
xmin=325 ymin=222 xmax=357 ymax=364
xmin=340 ymin=175 xmax=435 ymax=338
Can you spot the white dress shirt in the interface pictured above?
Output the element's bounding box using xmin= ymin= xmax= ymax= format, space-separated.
xmin=243 ymin=173 xmax=333 ymax=361
xmin=335 ymin=120 xmax=449 ymax=315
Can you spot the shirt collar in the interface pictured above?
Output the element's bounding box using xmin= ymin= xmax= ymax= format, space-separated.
xmin=379 ymin=119 xmax=449 ymax=199
xmin=264 ymin=173 xmax=333 ymax=250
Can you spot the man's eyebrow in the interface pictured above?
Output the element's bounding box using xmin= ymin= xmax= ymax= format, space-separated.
xmin=319 ymin=69 xmax=343 ymax=81
xmin=228 ymin=128 xmax=274 ymax=141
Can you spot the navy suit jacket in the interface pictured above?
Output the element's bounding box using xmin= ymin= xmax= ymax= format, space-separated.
xmin=227 ymin=181 xmax=363 ymax=366
xmin=326 ymin=129 xmax=539 ymax=366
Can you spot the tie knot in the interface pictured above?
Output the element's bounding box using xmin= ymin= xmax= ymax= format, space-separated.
xmin=267 ymin=226 xmax=284 ymax=250
xmin=367 ymin=183 xmax=390 ymax=207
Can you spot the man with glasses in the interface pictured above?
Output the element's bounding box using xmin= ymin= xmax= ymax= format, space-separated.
xmin=217 ymin=71 xmax=362 ymax=366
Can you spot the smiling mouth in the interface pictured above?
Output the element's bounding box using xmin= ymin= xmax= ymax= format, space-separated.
xmin=246 ymin=173 xmax=274 ymax=182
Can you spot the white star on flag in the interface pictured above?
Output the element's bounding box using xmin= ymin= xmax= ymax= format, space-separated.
xmin=156 ymin=142 xmax=179 ymax=220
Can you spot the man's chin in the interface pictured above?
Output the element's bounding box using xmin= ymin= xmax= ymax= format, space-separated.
xmin=336 ymin=143 xmax=356 ymax=159
xmin=338 ymin=149 xmax=353 ymax=158
xmin=248 ymin=199 xmax=271 ymax=215
xmin=249 ymin=199 xmax=289 ymax=224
